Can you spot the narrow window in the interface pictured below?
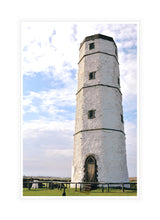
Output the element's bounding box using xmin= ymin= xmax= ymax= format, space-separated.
xmin=121 ymin=114 xmax=124 ymax=123
xmin=89 ymin=71 xmax=96 ymax=80
xmin=89 ymin=42 xmax=95 ymax=50
xmin=115 ymin=48 xmax=117 ymax=56
xmin=118 ymin=77 xmax=120 ymax=85
xmin=88 ymin=110 xmax=96 ymax=119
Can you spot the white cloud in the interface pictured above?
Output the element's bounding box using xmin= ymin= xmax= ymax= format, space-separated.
xmin=21 ymin=22 xmax=79 ymax=80
xmin=45 ymin=149 xmax=73 ymax=158
xmin=23 ymin=97 xmax=32 ymax=106
xmin=23 ymin=119 xmax=74 ymax=177
xmin=23 ymin=87 xmax=76 ymax=119
xmin=23 ymin=119 xmax=75 ymax=135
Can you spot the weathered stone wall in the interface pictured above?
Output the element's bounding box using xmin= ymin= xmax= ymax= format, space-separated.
xmin=75 ymin=86 xmax=124 ymax=132
xmin=79 ymin=38 xmax=117 ymax=61
xmin=71 ymin=35 xmax=129 ymax=184
xmin=72 ymin=131 xmax=128 ymax=183
xmin=78 ymin=54 xmax=119 ymax=92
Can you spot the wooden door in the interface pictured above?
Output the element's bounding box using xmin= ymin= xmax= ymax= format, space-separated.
xmin=85 ymin=155 xmax=97 ymax=182
xmin=87 ymin=163 xmax=95 ymax=182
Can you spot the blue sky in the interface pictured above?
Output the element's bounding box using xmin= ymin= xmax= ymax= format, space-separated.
xmin=22 ymin=22 xmax=137 ymax=177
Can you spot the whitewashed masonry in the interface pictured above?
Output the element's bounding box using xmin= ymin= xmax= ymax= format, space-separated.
xmin=71 ymin=34 xmax=129 ymax=184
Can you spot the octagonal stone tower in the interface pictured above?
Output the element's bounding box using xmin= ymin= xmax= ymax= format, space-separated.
xmin=71 ymin=34 xmax=129 ymax=184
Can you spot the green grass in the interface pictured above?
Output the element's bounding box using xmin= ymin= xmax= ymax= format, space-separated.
xmin=23 ymin=187 xmax=137 ymax=197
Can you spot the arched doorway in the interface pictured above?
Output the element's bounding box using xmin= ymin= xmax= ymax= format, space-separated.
xmin=84 ymin=155 xmax=98 ymax=182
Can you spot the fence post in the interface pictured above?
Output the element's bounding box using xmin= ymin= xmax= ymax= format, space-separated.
xmin=102 ymin=184 xmax=104 ymax=192
xmin=75 ymin=183 xmax=77 ymax=191
xmin=122 ymin=183 xmax=124 ymax=192
xmin=107 ymin=184 xmax=109 ymax=192
xmin=28 ymin=181 xmax=32 ymax=190
xmin=62 ymin=186 xmax=66 ymax=196
xmin=80 ymin=183 xmax=82 ymax=192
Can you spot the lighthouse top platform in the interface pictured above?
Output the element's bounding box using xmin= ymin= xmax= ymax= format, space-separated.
xmin=79 ymin=33 xmax=117 ymax=50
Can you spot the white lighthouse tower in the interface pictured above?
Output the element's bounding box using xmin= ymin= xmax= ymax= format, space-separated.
xmin=71 ymin=34 xmax=129 ymax=185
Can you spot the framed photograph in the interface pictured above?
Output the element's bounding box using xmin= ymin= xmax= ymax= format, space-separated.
xmin=21 ymin=21 xmax=138 ymax=197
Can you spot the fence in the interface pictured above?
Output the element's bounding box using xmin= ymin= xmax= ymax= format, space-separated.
xmin=23 ymin=179 xmax=137 ymax=194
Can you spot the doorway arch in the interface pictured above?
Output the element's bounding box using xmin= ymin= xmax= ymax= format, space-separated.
xmin=84 ymin=155 xmax=98 ymax=182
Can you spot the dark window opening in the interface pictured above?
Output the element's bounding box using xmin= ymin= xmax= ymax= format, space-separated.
xmin=115 ymin=48 xmax=117 ymax=56
xmin=88 ymin=110 xmax=96 ymax=119
xmin=89 ymin=71 xmax=96 ymax=80
xmin=89 ymin=43 xmax=95 ymax=50
xmin=87 ymin=157 xmax=94 ymax=164
xmin=121 ymin=114 xmax=124 ymax=123
xmin=118 ymin=77 xmax=120 ymax=85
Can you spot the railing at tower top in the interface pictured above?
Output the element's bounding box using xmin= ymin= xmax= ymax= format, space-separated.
xmin=23 ymin=179 xmax=137 ymax=194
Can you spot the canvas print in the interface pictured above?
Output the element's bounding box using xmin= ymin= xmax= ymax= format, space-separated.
xmin=22 ymin=21 xmax=137 ymax=196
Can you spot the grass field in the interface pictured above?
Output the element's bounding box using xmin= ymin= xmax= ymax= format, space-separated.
xmin=23 ymin=187 xmax=137 ymax=197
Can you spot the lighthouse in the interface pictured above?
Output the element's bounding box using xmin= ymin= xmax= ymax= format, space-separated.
xmin=71 ymin=34 xmax=129 ymax=185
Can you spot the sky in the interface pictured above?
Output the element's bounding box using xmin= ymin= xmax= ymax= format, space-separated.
xmin=22 ymin=22 xmax=137 ymax=178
